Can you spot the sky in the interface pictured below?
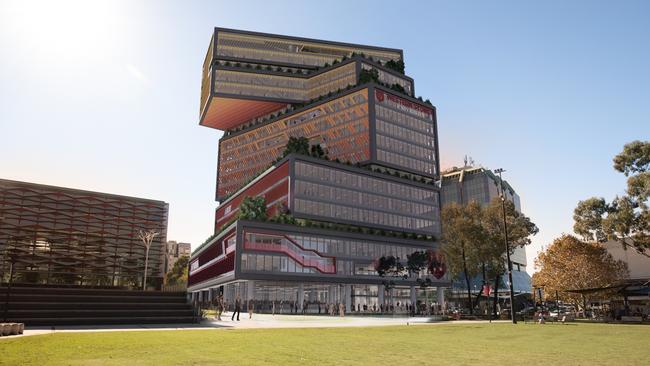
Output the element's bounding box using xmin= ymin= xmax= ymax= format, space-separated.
xmin=1 ymin=0 xmax=648 ymax=274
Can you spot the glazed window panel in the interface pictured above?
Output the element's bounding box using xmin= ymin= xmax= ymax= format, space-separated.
xmin=216 ymin=32 xmax=401 ymax=67
xmin=217 ymin=90 xmax=370 ymax=198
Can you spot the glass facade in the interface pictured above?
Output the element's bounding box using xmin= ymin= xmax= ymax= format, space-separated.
xmin=374 ymin=90 xmax=437 ymax=176
xmin=241 ymin=230 xmax=437 ymax=278
xmin=218 ymin=90 xmax=370 ymax=198
xmin=215 ymin=31 xmax=402 ymax=68
xmin=293 ymin=161 xmax=440 ymax=234
xmin=213 ymin=62 xmax=356 ymax=103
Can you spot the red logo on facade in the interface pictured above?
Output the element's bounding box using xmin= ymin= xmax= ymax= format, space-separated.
xmin=427 ymin=250 xmax=446 ymax=279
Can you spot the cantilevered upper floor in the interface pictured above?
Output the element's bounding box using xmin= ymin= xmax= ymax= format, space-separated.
xmin=200 ymin=28 xmax=411 ymax=131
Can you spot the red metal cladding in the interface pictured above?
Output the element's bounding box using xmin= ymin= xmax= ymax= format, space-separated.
xmin=215 ymin=162 xmax=290 ymax=230
xmin=188 ymin=252 xmax=235 ymax=286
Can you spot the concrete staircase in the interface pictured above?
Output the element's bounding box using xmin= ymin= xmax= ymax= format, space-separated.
xmin=0 ymin=286 xmax=196 ymax=326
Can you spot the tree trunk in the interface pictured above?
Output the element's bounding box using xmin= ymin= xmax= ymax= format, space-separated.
xmin=461 ymin=244 xmax=473 ymax=315
xmin=474 ymin=263 xmax=487 ymax=314
xmin=492 ymin=272 xmax=500 ymax=318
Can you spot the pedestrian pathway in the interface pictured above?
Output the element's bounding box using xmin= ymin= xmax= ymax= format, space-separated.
xmin=6 ymin=313 xmax=506 ymax=339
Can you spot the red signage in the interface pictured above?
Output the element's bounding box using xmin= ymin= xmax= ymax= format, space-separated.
xmin=375 ymin=90 xmax=433 ymax=116
xmin=427 ymin=250 xmax=446 ymax=279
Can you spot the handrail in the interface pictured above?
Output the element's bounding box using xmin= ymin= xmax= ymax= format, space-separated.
xmin=244 ymin=232 xmax=336 ymax=274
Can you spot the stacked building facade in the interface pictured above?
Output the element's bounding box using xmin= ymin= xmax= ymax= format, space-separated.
xmin=188 ymin=28 xmax=449 ymax=313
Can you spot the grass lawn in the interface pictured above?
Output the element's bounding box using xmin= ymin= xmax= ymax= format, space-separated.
xmin=1 ymin=323 xmax=648 ymax=365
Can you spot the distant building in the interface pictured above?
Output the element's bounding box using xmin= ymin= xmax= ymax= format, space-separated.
xmin=165 ymin=241 xmax=191 ymax=273
xmin=602 ymin=240 xmax=650 ymax=281
xmin=440 ymin=166 xmax=530 ymax=294
xmin=0 ymin=178 xmax=169 ymax=289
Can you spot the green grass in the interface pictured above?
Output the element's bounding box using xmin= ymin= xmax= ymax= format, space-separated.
xmin=1 ymin=323 xmax=648 ymax=365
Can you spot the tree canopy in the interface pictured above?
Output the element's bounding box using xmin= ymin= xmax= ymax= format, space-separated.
xmin=238 ymin=196 xmax=268 ymax=221
xmin=574 ymin=140 xmax=650 ymax=256
xmin=532 ymin=234 xmax=628 ymax=308
xmin=441 ymin=198 xmax=538 ymax=314
xmin=164 ymin=255 xmax=189 ymax=286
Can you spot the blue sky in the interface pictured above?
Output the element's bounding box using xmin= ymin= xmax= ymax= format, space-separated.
xmin=1 ymin=0 xmax=648 ymax=273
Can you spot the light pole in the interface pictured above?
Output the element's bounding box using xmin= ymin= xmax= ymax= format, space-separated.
xmin=494 ymin=168 xmax=517 ymax=324
xmin=138 ymin=229 xmax=159 ymax=291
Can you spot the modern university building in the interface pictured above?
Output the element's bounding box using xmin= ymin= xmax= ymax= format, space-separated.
xmin=188 ymin=28 xmax=449 ymax=314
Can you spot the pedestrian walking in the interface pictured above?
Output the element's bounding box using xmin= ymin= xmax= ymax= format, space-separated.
xmin=339 ymin=302 xmax=345 ymax=317
xmin=231 ymin=296 xmax=241 ymax=321
xmin=248 ymin=299 xmax=254 ymax=319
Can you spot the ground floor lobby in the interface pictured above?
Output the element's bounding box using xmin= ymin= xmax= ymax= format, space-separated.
xmin=190 ymin=280 xmax=448 ymax=315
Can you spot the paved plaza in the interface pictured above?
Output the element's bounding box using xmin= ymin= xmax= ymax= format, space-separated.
xmin=6 ymin=313 xmax=494 ymax=339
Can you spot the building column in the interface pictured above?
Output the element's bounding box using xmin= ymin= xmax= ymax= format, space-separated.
xmin=298 ymin=283 xmax=304 ymax=311
xmin=437 ymin=286 xmax=445 ymax=313
xmin=410 ymin=285 xmax=417 ymax=307
xmin=378 ymin=284 xmax=385 ymax=308
xmin=345 ymin=285 xmax=352 ymax=313
xmin=247 ymin=280 xmax=255 ymax=301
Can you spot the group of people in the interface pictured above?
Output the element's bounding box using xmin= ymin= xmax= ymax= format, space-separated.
xmin=205 ymin=296 xmax=254 ymax=321
xmin=199 ymin=296 xmax=449 ymax=319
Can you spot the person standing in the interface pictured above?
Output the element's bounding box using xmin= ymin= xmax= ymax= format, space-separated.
xmin=232 ymin=296 xmax=241 ymax=321
xmin=339 ymin=302 xmax=345 ymax=317
xmin=215 ymin=295 xmax=223 ymax=321
xmin=248 ymin=299 xmax=254 ymax=319
xmin=272 ymin=301 xmax=276 ymax=316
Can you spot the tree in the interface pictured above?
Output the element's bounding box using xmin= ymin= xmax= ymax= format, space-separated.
xmin=441 ymin=202 xmax=483 ymax=315
xmin=533 ymin=234 xmax=628 ymax=315
xmin=482 ymin=198 xmax=538 ymax=316
xmin=574 ymin=141 xmax=650 ymax=256
xmin=282 ymin=136 xmax=310 ymax=158
xmin=358 ymin=68 xmax=379 ymax=84
xmin=137 ymin=229 xmax=159 ymax=290
xmin=384 ymin=59 xmax=405 ymax=74
xmin=238 ymin=196 xmax=267 ymax=221
xmin=165 ymin=255 xmax=189 ymax=286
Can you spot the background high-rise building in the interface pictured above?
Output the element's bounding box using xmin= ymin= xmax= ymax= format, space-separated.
xmin=188 ymin=28 xmax=447 ymax=313
xmin=165 ymin=240 xmax=191 ymax=274
xmin=440 ymin=166 xmax=530 ymax=294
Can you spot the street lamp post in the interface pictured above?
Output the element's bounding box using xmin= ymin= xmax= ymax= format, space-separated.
xmin=494 ymin=168 xmax=517 ymax=324
xmin=138 ymin=229 xmax=159 ymax=291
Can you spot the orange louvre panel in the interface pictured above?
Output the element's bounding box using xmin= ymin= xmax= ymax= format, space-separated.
xmin=201 ymin=96 xmax=286 ymax=131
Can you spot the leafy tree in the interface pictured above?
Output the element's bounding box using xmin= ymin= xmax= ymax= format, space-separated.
xmin=282 ymin=136 xmax=310 ymax=158
xmin=482 ymin=198 xmax=538 ymax=315
xmin=384 ymin=59 xmax=405 ymax=73
xmin=441 ymin=202 xmax=483 ymax=314
xmin=269 ymin=203 xmax=296 ymax=225
xmin=310 ymin=144 xmax=326 ymax=159
xmin=238 ymin=196 xmax=267 ymax=221
xmin=358 ymin=69 xmax=379 ymax=84
xmin=574 ymin=141 xmax=650 ymax=256
xmin=165 ymin=255 xmax=189 ymax=286
xmin=532 ymin=234 xmax=628 ymax=315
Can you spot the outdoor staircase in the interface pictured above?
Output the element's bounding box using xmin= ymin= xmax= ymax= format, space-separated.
xmin=0 ymin=285 xmax=196 ymax=326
